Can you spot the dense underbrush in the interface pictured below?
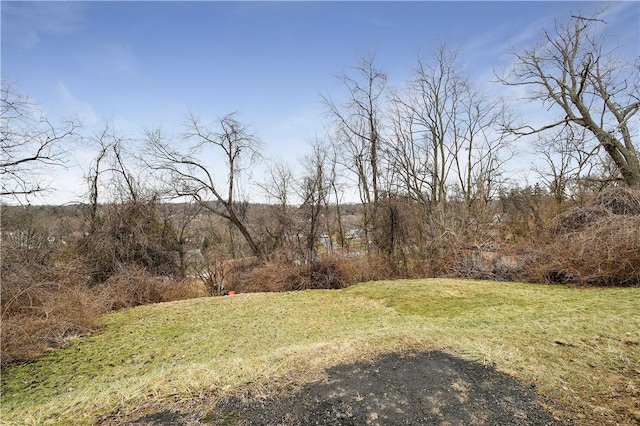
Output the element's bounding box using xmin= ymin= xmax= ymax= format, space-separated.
xmin=231 ymin=253 xmax=403 ymax=293
xmin=445 ymin=187 xmax=640 ymax=287
xmin=522 ymin=188 xmax=640 ymax=286
xmin=2 ymin=188 xmax=639 ymax=366
xmin=1 ymin=263 xmax=206 ymax=366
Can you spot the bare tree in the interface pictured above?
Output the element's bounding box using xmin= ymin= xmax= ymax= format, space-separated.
xmin=410 ymin=47 xmax=462 ymax=209
xmin=85 ymin=127 xmax=110 ymax=231
xmin=261 ymin=161 xmax=294 ymax=207
xmin=532 ymin=126 xmax=601 ymax=205
xmin=387 ymin=91 xmax=432 ymax=211
xmin=323 ymin=54 xmax=388 ymax=250
xmin=146 ymin=112 xmax=264 ymax=259
xmin=1 ymin=82 xmax=78 ymax=201
xmin=325 ymin=143 xmax=347 ymax=251
xmin=389 ymin=46 xmax=511 ymax=228
xmin=79 ymin=122 xmax=181 ymax=282
xmin=157 ymin=201 xmax=204 ymax=277
xmin=499 ymin=12 xmax=640 ymax=187
xmin=297 ymin=140 xmax=332 ymax=263
xmin=453 ymin=86 xmax=511 ymax=208
xmin=258 ymin=160 xmax=296 ymax=257
xmin=85 ymin=121 xmax=143 ymax=231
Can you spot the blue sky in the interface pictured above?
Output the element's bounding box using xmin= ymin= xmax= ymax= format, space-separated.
xmin=2 ymin=1 xmax=639 ymax=204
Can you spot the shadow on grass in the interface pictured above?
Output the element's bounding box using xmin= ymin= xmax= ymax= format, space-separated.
xmin=130 ymin=350 xmax=573 ymax=425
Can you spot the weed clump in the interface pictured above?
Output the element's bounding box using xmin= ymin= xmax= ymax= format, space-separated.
xmin=550 ymin=206 xmax=610 ymax=234
xmin=96 ymin=265 xmax=208 ymax=311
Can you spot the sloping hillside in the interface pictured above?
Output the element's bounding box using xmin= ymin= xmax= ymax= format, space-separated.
xmin=2 ymin=279 xmax=639 ymax=425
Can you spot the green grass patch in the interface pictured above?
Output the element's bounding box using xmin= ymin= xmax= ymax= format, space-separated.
xmin=2 ymin=279 xmax=639 ymax=425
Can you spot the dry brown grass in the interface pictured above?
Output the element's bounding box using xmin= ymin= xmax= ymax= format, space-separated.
xmin=438 ymin=188 xmax=640 ymax=287
xmin=160 ymin=278 xmax=209 ymax=301
xmin=521 ymin=188 xmax=640 ymax=286
xmin=550 ymin=205 xmax=611 ymax=234
xmin=94 ymin=265 xmax=201 ymax=310
xmin=530 ymin=216 xmax=640 ymax=286
xmin=589 ymin=187 xmax=640 ymax=215
xmin=80 ymin=201 xmax=181 ymax=283
xmin=1 ymin=261 xmax=103 ymax=365
xmin=233 ymin=253 xmax=402 ymax=294
xmin=1 ymin=262 xmax=207 ymax=366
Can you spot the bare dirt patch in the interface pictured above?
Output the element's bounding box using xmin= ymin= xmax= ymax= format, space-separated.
xmin=128 ymin=351 xmax=572 ymax=425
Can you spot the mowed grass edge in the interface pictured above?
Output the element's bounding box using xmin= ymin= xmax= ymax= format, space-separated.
xmin=1 ymin=279 xmax=639 ymax=425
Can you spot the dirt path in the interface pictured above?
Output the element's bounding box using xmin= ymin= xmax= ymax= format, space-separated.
xmin=130 ymin=351 xmax=572 ymax=425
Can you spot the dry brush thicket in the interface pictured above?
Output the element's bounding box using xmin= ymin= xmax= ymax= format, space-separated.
xmin=2 ymin=187 xmax=640 ymax=366
xmin=444 ymin=188 xmax=640 ymax=287
xmin=531 ymin=188 xmax=640 ymax=286
xmin=0 ymin=203 xmax=207 ymax=366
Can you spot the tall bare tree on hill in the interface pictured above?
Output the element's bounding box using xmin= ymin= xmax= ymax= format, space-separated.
xmin=532 ymin=126 xmax=602 ymax=205
xmin=146 ymin=112 xmax=264 ymax=259
xmin=389 ymin=46 xmax=511 ymax=229
xmin=499 ymin=12 xmax=640 ymax=187
xmin=258 ymin=160 xmax=296 ymax=257
xmin=298 ymin=142 xmax=329 ymax=263
xmin=323 ymin=54 xmax=388 ymax=250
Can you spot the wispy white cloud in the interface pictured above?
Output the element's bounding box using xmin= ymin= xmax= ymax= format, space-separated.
xmin=459 ymin=12 xmax=550 ymax=77
xmin=594 ymin=1 xmax=638 ymax=24
xmin=461 ymin=1 xmax=637 ymax=86
xmin=78 ymin=43 xmax=137 ymax=77
xmin=55 ymin=81 xmax=98 ymax=126
xmin=2 ymin=2 xmax=85 ymax=49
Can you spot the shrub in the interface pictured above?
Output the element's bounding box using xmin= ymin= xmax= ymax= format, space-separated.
xmin=232 ymin=253 xmax=402 ymax=294
xmin=550 ymin=206 xmax=610 ymax=234
xmin=537 ymin=216 xmax=640 ymax=286
xmin=95 ymin=265 xmax=205 ymax=311
xmin=1 ymin=262 xmax=102 ymax=366
xmin=1 ymin=261 xmax=205 ymax=366
xmin=522 ymin=188 xmax=640 ymax=287
xmin=589 ymin=187 xmax=640 ymax=215
xmin=160 ymin=278 xmax=208 ymax=302
xmin=80 ymin=201 xmax=180 ymax=284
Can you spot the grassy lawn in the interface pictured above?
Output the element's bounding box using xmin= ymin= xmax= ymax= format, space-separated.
xmin=2 ymin=279 xmax=639 ymax=425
